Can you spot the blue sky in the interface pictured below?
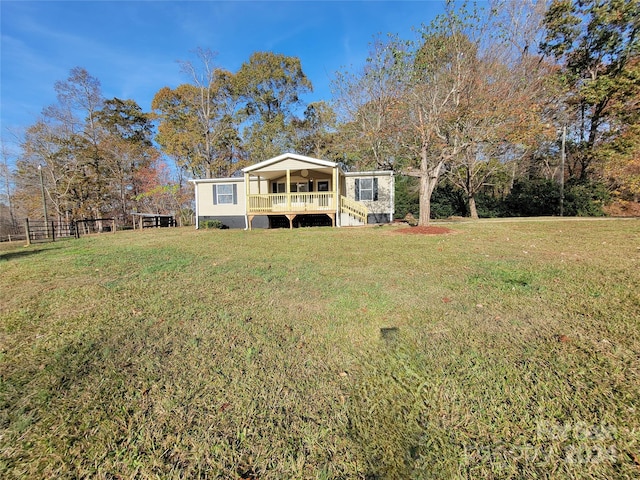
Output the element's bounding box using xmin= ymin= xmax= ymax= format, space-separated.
xmin=1 ymin=0 xmax=446 ymax=153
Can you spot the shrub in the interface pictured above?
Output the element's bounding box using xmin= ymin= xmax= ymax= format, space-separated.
xmin=504 ymin=178 xmax=561 ymax=216
xmin=200 ymin=219 xmax=225 ymax=229
xmin=431 ymin=183 xmax=467 ymax=218
xmin=394 ymin=176 xmax=420 ymax=219
xmin=563 ymin=179 xmax=610 ymax=216
xmin=475 ymin=192 xmax=507 ymax=218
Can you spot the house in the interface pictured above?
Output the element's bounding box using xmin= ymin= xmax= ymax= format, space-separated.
xmin=190 ymin=153 xmax=394 ymax=229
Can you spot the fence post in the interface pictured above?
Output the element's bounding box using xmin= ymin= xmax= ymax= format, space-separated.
xmin=51 ymin=221 xmax=56 ymax=242
xmin=25 ymin=218 xmax=31 ymax=246
xmin=112 ymin=219 xmax=116 ymax=234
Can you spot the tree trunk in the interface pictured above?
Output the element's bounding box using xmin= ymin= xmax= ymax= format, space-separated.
xmin=469 ymin=195 xmax=479 ymax=219
xmin=419 ymin=174 xmax=432 ymax=226
xmin=417 ymin=160 xmax=444 ymax=227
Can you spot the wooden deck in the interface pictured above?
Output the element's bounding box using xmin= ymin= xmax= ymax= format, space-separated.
xmin=246 ymin=193 xmax=368 ymax=229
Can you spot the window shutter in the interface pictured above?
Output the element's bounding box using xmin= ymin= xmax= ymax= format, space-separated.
xmin=212 ymin=185 xmax=217 ymax=205
xmin=355 ymin=179 xmax=360 ymax=201
xmin=373 ymin=178 xmax=379 ymax=201
xmin=232 ymin=184 xmax=238 ymax=204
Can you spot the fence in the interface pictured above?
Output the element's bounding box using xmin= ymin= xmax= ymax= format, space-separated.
xmin=0 ymin=218 xmax=119 ymax=244
xmin=0 ymin=223 xmax=27 ymax=243
xmin=23 ymin=219 xmax=77 ymax=245
xmin=75 ymin=218 xmax=117 ymax=235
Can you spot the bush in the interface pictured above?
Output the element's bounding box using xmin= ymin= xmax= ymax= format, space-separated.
xmin=504 ymin=178 xmax=561 ymax=216
xmin=394 ymin=176 xmax=420 ymax=219
xmin=200 ymin=219 xmax=225 ymax=229
xmin=563 ymin=179 xmax=610 ymax=216
xmin=475 ymin=192 xmax=507 ymax=218
xmin=394 ymin=177 xmax=471 ymax=219
xmin=431 ymin=183 xmax=467 ymax=218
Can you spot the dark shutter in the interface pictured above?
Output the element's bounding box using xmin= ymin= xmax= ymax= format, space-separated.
xmin=212 ymin=185 xmax=217 ymax=205
xmin=354 ymin=179 xmax=360 ymax=201
xmin=373 ymin=178 xmax=379 ymax=201
xmin=232 ymin=184 xmax=238 ymax=204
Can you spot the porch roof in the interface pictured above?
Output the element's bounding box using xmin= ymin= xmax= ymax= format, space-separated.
xmin=242 ymin=153 xmax=341 ymax=175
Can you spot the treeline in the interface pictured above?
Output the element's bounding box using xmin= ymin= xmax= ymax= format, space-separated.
xmin=1 ymin=0 xmax=638 ymax=230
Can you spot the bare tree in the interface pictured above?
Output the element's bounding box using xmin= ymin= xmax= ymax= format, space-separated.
xmin=0 ymin=140 xmax=17 ymax=230
xmin=332 ymin=37 xmax=407 ymax=170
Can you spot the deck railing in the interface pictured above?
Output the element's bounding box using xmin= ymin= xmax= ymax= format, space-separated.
xmin=248 ymin=192 xmax=335 ymax=213
xmin=247 ymin=192 xmax=369 ymax=225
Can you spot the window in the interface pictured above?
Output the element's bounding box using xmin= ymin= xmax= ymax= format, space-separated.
xmin=271 ymin=182 xmax=310 ymax=193
xmin=355 ymin=178 xmax=378 ymax=201
xmin=213 ymin=184 xmax=237 ymax=205
xmin=293 ymin=182 xmax=309 ymax=193
xmin=317 ymin=181 xmax=329 ymax=192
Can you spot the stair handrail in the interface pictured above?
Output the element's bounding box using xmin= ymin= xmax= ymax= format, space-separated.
xmin=340 ymin=196 xmax=368 ymax=224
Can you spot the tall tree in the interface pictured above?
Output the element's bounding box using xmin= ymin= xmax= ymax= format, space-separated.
xmin=445 ymin=0 xmax=552 ymax=218
xmin=16 ymin=118 xmax=86 ymax=221
xmin=399 ymin=24 xmax=477 ymax=226
xmin=332 ymin=37 xmax=407 ymax=170
xmin=15 ymin=68 xmax=164 ymax=224
xmin=153 ymin=49 xmax=242 ymax=178
xmin=235 ymin=51 xmax=312 ymax=160
xmin=292 ymin=101 xmax=338 ymax=158
xmin=33 ymin=67 xmax=108 ymax=219
xmin=0 ymin=140 xmax=17 ymax=231
xmin=599 ymin=57 xmax=640 ymax=201
xmin=540 ymin=0 xmax=640 ymax=180
xmin=96 ymin=98 xmax=159 ymax=223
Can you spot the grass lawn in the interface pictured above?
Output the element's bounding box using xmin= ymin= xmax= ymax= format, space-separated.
xmin=1 ymin=219 xmax=639 ymax=479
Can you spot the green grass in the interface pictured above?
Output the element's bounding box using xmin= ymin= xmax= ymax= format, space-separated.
xmin=1 ymin=219 xmax=639 ymax=479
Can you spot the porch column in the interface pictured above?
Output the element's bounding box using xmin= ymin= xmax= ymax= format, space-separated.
xmin=333 ymin=166 xmax=339 ymax=227
xmin=194 ymin=182 xmax=199 ymax=229
xmin=286 ymin=169 xmax=291 ymax=210
xmin=245 ymin=172 xmax=251 ymax=230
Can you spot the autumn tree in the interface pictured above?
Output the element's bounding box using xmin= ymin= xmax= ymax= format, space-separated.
xmin=153 ymin=49 xmax=241 ymax=178
xmin=599 ymin=57 xmax=640 ymax=203
xmin=332 ymin=37 xmax=407 ymax=170
xmin=540 ymin=0 xmax=640 ymax=181
xmin=445 ymin=0 xmax=552 ymax=218
xmin=96 ymin=98 xmax=159 ymax=222
xmin=15 ymin=68 xmax=108 ymax=221
xmin=292 ymin=101 xmax=338 ymax=159
xmin=235 ymin=51 xmax=313 ymax=160
xmin=16 ymin=67 xmax=164 ymax=225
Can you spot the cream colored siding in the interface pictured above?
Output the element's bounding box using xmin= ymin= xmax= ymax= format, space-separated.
xmin=345 ymin=172 xmax=394 ymax=219
xmin=194 ymin=178 xmax=266 ymax=217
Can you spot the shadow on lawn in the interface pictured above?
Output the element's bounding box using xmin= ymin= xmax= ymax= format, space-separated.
xmin=0 ymin=248 xmax=45 ymax=262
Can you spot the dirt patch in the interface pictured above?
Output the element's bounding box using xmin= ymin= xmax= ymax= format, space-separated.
xmin=603 ymin=200 xmax=640 ymax=217
xmin=393 ymin=225 xmax=456 ymax=235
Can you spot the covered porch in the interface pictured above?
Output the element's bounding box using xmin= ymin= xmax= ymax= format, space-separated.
xmin=243 ymin=153 xmax=367 ymax=229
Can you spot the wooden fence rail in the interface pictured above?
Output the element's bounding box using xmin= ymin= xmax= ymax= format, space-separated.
xmin=6 ymin=218 xmax=117 ymax=245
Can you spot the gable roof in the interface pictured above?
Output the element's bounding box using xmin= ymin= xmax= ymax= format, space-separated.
xmin=242 ymin=153 xmax=338 ymax=173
